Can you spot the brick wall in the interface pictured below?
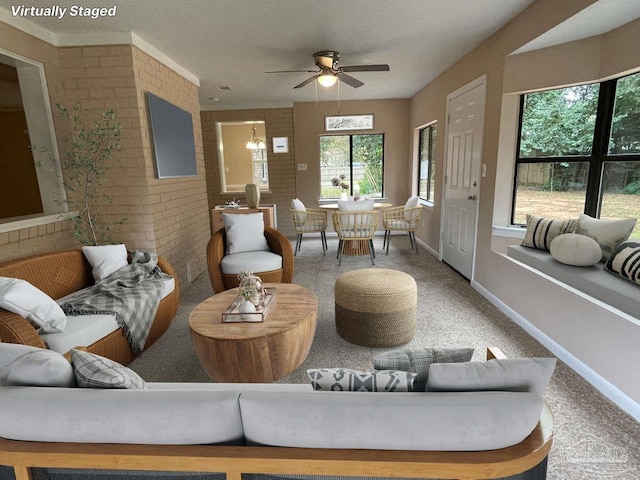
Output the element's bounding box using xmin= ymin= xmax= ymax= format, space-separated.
xmin=0 ymin=22 xmax=76 ymax=261
xmin=201 ymin=108 xmax=296 ymax=235
xmin=131 ymin=47 xmax=209 ymax=285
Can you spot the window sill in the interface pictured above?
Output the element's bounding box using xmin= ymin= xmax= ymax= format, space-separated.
xmin=0 ymin=212 xmax=77 ymax=234
xmin=492 ymin=225 xmax=526 ymax=239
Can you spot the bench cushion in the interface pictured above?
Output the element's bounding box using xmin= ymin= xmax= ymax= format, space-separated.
xmin=507 ymin=245 xmax=640 ymax=319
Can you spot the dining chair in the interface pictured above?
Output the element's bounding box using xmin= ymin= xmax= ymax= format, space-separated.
xmin=290 ymin=198 xmax=328 ymax=255
xmin=382 ymin=195 xmax=422 ymax=254
xmin=333 ymin=199 xmax=378 ymax=265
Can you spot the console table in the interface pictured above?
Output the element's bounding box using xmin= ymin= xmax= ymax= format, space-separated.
xmin=211 ymin=205 xmax=276 ymax=233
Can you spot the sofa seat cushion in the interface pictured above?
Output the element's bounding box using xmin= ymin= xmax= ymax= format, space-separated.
xmin=40 ymin=314 xmax=120 ymax=354
xmin=0 ymin=386 xmax=244 ymax=445
xmin=239 ymin=390 xmax=543 ymax=451
xmin=220 ymin=251 xmax=282 ymax=275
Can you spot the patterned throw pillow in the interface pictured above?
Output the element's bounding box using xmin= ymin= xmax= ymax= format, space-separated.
xmin=575 ymin=214 xmax=637 ymax=262
xmin=307 ymin=368 xmax=416 ymax=392
xmin=605 ymin=241 xmax=640 ymax=286
xmin=374 ymin=347 xmax=474 ymax=392
xmin=70 ymin=349 xmax=147 ymax=389
xmin=521 ymin=214 xmax=578 ymax=251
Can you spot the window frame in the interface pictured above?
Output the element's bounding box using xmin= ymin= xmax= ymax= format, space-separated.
xmin=319 ymin=133 xmax=385 ymax=200
xmin=417 ymin=123 xmax=437 ymax=204
xmin=511 ymin=73 xmax=640 ymax=225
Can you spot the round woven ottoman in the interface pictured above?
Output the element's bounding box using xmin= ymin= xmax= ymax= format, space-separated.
xmin=335 ymin=268 xmax=417 ymax=347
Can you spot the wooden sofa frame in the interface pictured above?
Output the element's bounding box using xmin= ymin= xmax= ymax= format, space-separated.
xmin=0 ymin=349 xmax=553 ymax=480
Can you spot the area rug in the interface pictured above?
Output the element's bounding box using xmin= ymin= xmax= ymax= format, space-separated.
xmin=129 ymin=235 xmax=640 ymax=480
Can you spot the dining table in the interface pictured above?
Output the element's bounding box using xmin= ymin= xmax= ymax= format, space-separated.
xmin=318 ymin=201 xmax=392 ymax=256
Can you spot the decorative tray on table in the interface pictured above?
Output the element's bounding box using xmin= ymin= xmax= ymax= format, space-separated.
xmin=222 ymin=288 xmax=277 ymax=323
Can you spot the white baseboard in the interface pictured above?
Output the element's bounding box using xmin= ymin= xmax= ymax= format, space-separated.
xmin=472 ymin=279 xmax=640 ymax=422
xmin=415 ymin=237 xmax=440 ymax=259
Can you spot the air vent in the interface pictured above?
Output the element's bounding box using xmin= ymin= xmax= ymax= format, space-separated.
xmin=217 ymin=85 xmax=233 ymax=91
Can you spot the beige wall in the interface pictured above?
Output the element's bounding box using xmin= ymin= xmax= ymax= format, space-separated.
xmin=409 ymin=0 xmax=640 ymax=403
xmin=201 ymin=108 xmax=295 ymax=234
xmin=293 ymin=99 xmax=411 ymax=228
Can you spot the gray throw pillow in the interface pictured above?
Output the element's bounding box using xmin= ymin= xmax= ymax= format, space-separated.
xmin=70 ymin=349 xmax=147 ymax=389
xmin=426 ymin=357 xmax=557 ymax=395
xmin=374 ymin=348 xmax=474 ymax=392
xmin=307 ymin=368 xmax=416 ymax=392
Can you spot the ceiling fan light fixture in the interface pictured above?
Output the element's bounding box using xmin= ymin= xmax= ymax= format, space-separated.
xmin=317 ymin=72 xmax=338 ymax=87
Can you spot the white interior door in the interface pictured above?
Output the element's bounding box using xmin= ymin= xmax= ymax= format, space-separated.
xmin=441 ymin=78 xmax=485 ymax=279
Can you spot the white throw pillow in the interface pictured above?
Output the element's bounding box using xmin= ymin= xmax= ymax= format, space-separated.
xmin=403 ymin=195 xmax=421 ymax=222
xmin=82 ymin=244 xmax=128 ymax=282
xmin=70 ymin=349 xmax=146 ymax=389
xmin=550 ymin=233 xmax=602 ymax=267
xmin=0 ymin=277 xmax=66 ymax=333
xmin=426 ymin=357 xmax=557 ymax=395
xmin=0 ymin=346 xmax=75 ymax=387
xmin=291 ymin=198 xmax=307 ymax=224
xmin=575 ymin=214 xmax=637 ymax=262
xmin=223 ymin=213 xmax=269 ymax=254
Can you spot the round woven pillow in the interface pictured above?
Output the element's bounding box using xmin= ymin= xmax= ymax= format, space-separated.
xmin=550 ymin=233 xmax=601 ymax=266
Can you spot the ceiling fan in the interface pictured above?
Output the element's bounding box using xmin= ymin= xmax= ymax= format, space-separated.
xmin=266 ymin=51 xmax=389 ymax=89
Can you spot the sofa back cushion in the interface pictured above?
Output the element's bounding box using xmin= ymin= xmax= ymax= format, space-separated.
xmin=0 ymin=387 xmax=244 ymax=445
xmin=426 ymin=358 xmax=557 ymax=394
xmin=239 ymin=390 xmax=543 ymax=451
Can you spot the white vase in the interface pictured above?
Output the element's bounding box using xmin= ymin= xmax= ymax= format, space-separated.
xmin=239 ymin=300 xmax=256 ymax=314
xmin=245 ymin=183 xmax=260 ymax=208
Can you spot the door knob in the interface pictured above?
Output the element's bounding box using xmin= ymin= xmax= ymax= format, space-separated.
xmin=468 ymin=194 xmax=477 ymax=201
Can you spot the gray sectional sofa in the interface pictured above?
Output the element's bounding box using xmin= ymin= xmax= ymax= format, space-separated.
xmin=0 ymin=349 xmax=554 ymax=480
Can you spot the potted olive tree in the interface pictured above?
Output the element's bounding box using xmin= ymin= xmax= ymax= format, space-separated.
xmin=37 ymin=103 xmax=125 ymax=245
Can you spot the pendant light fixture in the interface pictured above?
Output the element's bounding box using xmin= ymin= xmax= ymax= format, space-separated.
xmin=246 ymin=126 xmax=266 ymax=150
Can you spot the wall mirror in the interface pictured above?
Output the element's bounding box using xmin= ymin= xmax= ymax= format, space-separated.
xmin=216 ymin=121 xmax=269 ymax=193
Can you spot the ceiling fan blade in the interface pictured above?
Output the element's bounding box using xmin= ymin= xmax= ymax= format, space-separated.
xmin=293 ymin=75 xmax=319 ymax=89
xmin=337 ymin=72 xmax=364 ymax=88
xmin=265 ymin=69 xmax=318 ymax=74
xmin=340 ymin=64 xmax=390 ymax=73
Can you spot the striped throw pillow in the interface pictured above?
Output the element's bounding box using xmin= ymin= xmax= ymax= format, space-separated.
xmin=606 ymin=241 xmax=640 ymax=286
xmin=522 ymin=214 xmax=577 ymax=251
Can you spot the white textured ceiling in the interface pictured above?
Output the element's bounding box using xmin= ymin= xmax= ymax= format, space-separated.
xmin=1 ymin=0 xmax=634 ymax=110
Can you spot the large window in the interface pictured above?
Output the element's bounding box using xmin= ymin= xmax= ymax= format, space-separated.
xmin=417 ymin=123 xmax=436 ymax=203
xmin=319 ymin=134 xmax=384 ymax=199
xmin=513 ymin=71 xmax=640 ymax=239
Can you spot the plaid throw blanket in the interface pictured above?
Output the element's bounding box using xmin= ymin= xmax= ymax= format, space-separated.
xmin=59 ymin=250 xmax=171 ymax=354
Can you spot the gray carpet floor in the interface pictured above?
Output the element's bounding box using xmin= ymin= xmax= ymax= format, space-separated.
xmin=129 ymin=234 xmax=640 ymax=479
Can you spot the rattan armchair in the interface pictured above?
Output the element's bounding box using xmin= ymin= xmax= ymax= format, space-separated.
xmin=332 ymin=210 xmax=378 ymax=266
xmin=290 ymin=206 xmax=328 ymax=256
xmin=207 ymin=226 xmax=294 ymax=293
xmin=382 ymin=205 xmax=422 ymax=255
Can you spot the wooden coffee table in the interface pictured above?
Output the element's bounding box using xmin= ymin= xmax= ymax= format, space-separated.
xmin=189 ymin=283 xmax=318 ymax=383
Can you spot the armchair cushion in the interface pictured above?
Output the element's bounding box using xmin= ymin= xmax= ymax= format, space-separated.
xmin=223 ymin=213 xmax=269 ymax=254
xmin=220 ymin=251 xmax=283 ymax=275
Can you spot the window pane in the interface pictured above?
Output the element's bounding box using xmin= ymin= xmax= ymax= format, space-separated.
xmin=418 ymin=125 xmax=436 ymax=203
xmin=353 ymin=134 xmax=384 ymax=198
xmin=519 ymin=84 xmax=599 ymax=158
xmin=601 ymin=161 xmax=640 ymax=240
xmin=320 ymin=135 xmax=350 ymax=199
xmin=513 ymin=162 xmax=589 ymax=224
xmin=609 ymin=72 xmax=640 ymax=154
